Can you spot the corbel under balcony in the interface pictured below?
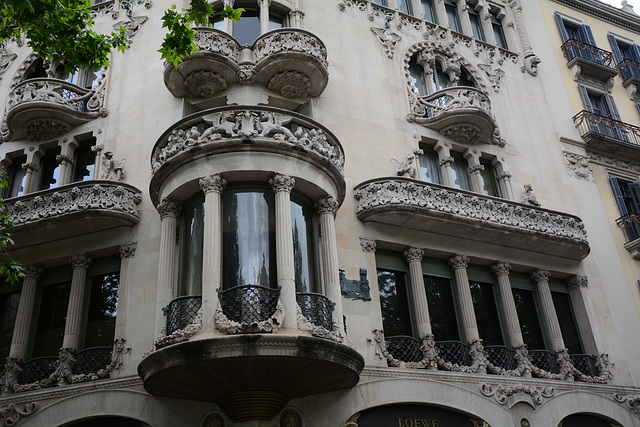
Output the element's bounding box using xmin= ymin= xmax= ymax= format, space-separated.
xmin=4 ymin=180 xmax=142 ymax=248
xmin=409 ymin=87 xmax=503 ymax=146
xmin=2 ymin=77 xmax=108 ymax=142
xmin=354 ymin=178 xmax=590 ymax=260
xmin=163 ymin=28 xmax=329 ymax=101
xmin=573 ymin=110 xmax=640 ymax=161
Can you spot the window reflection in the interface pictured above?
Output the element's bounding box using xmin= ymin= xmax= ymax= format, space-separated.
xmin=424 ymin=275 xmax=459 ymax=340
xmin=83 ymin=273 xmax=119 ymax=348
xmin=291 ymin=196 xmax=316 ymax=293
xmin=179 ymin=198 xmax=205 ymax=296
xmin=512 ymin=288 xmax=545 ymax=350
xmin=32 ymin=281 xmax=71 ymax=357
xmin=233 ymin=9 xmax=261 ymax=45
xmin=469 ymin=281 xmax=503 ymax=345
xmin=377 ymin=269 xmax=412 ymax=337
xmin=223 ymin=189 xmax=276 ymax=289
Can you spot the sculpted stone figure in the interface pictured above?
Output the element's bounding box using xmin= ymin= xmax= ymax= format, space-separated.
xmin=523 ymin=184 xmax=541 ymax=207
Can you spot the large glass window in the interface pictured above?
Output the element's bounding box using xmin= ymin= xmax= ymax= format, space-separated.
xmin=291 ymin=196 xmax=316 ymax=293
xmin=552 ymin=291 xmax=583 ymax=354
xmin=223 ymin=189 xmax=277 ymax=289
xmin=445 ymin=1 xmax=461 ymax=33
xmin=83 ymin=273 xmax=119 ymax=348
xmin=419 ymin=147 xmax=441 ymax=184
xmin=377 ymin=269 xmax=412 ymax=337
xmin=0 ymin=291 xmax=20 ymax=360
xmin=469 ymin=281 xmax=503 ymax=345
xmin=37 ymin=149 xmax=62 ymax=191
xmin=233 ymin=8 xmax=261 ymax=45
xmin=479 ymin=158 xmax=500 ymax=197
xmin=421 ymin=0 xmax=437 ymax=24
xmin=179 ymin=197 xmax=205 ymax=296
xmin=512 ymin=288 xmax=545 ymax=350
xmin=451 ymin=156 xmax=471 ymax=191
xmin=409 ymin=57 xmax=428 ymax=96
xmin=32 ymin=281 xmax=71 ymax=357
xmin=468 ymin=8 xmax=485 ymax=41
xmin=7 ymin=156 xmax=26 ymax=198
xmin=424 ymin=275 xmax=459 ymax=340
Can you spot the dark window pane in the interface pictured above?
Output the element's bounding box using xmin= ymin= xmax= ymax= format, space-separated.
xmin=422 ymin=0 xmax=437 ymax=23
xmin=291 ymin=197 xmax=316 ymax=293
xmin=469 ymin=281 xmax=503 ymax=345
xmin=491 ymin=14 xmax=507 ymax=49
xmin=398 ymin=0 xmax=412 ymax=15
xmin=445 ymin=2 xmax=461 ymax=33
xmin=469 ymin=10 xmax=485 ymax=41
xmin=72 ymin=146 xmax=95 ymax=182
xmin=32 ymin=282 xmax=71 ymax=357
xmin=480 ymin=159 xmax=500 ymax=197
xmin=83 ymin=273 xmax=119 ymax=348
xmin=179 ymin=198 xmax=205 ymax=296
xmin=38 ymin=154 xmax=61 ymax=191
xmin=0 ymin=292 xmax=20 ymax=360
xmin=552 ymin=292 xmax=583 ymax=354
xmin=512 ymin=288 xmax=545 ymax=350
xmin=377 ymin=269 xmax=412 ymax=337
xmin=424 ymin=275 xmax=459 ymax=340
xmin=223 ymin=189 xmax=276 ymax=289
xmin=233 ymin=9 xmax=260 ymax=45
xmin=409 ymin=58 xmax=427 ymax=96
xmin=8 ymin=157 xmax=26 ymax=197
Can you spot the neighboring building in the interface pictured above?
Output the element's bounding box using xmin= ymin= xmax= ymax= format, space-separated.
xmin=0 ymin=0 xmax=637 ymax=426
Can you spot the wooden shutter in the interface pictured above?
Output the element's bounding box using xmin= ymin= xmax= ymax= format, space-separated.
xmin=605 ymin=95 xmax=622 ymax=121
xmin=609 ymin=176 xmax=629 ymax=215
xmin=578 ymin=85 xmax=594 ymax=112
xmin=577 ymin=24 xmax=597 ymax=45
xmin=554 ymin=13 xmax=570 ymax=42
xmin=629 ymin=182 xmax=640 ymax=213
xmin=608 ymin=34 xmax=624 ymax=63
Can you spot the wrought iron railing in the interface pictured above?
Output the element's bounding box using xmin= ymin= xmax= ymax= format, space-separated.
xmin=529 ymin=349 xmax=560 ymax=374
xmin=165 ymin=295 xmax=202 ymax=335
xmin=561 ymin=39 xmax=616 ymax=69
xmin=218 ymin=285 xmax=280 ymax=324
xmin=616 ymin=212 xmax=640 ymax=242
xmin=485 ymin=345 xmax=517 ymax=370
xmin=573 ymin=110 xmax=640 ymax=145
xmin=296 ymin=292 xmax=334 ymax=331
xmin=571 ymin=354 xmax=599 ymax=377
xmin=73 ymin=347 xmax=113 ymax=375
xmin=18 ymin=356 xmax=58 ymax=385
xmin=435 ymin=340 xmax=472 ymax=366
xmin=386 ymin=336 xmax=424 ymax=363
xmin=617 ymin=58 xmax=640 ymax=83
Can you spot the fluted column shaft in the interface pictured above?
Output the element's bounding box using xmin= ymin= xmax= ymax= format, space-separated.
xmin=63 ymin=255 xmax=93 ymax=349
xmin=491 ymin=262 xmax=524 ymax=347
xmin=270 ymin=174 xmax=297 ymax=331
xmin=155 ymin=199 xmax=182 ymax=338
xmin=258 ymin=0 xmax=271 ymax=35
xmin=9 ymin=265 xmax=42 ymax=359
xmin=532 ymin=269 xmax=565 ymax=351
xmin=316 ymin=196 xmax=345 ymax=336
xmin=200 ymin=175 xmax=226 ymax=332
xmin=449 ymin=255 xmax=479 ymax=342
xmin=115 ymin=242 xmax=136 ymax=339
xmin=56 ymin=155 xmax=73 ymax=186
xmin=404 ymin=247 xmax=432 ymax=336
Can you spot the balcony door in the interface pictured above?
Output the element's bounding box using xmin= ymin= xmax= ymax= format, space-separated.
xmin=578 ymin=86 xmax=627 ymax=141
xmin=555 ymin=13 xmax=602 ymax=64
xmin=609 ymin=176 xmax=640 ymax=242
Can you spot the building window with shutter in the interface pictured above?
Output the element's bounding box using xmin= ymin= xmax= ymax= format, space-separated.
xmin=610 ymin=176 xmax=640 ymax=243
xmin=577 ymin=85 xmax=627 ymax=142
xmin=608 ymin=34 xmax=640 ymax=85
xmin=554 ymin=13 xmax=604 ymax=65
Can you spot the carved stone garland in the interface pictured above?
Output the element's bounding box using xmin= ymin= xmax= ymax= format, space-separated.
xmin=214 ymin=301 xmax=284 ymax=334
xmin=296 ymin=305 xmax=344 ymax=343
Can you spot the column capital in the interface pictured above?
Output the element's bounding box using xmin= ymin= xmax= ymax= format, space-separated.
xmin=199 ymin=174 xmax=227 ymax=195
xmin=314 ymin=196 xmax=338 ymax=216
xmin=567 ymin=275 xmax=588 ymax=291
xmin=403 ymin=247 xmax=424 ymax=263
xmin=22 ymin=162 xmax=37 ymax=172
xmin=360 ymin=237 xmax=376 ymax=253
xmin=269 ymin=173 xmax=295 ymax=194
xmin=491 ymin=262 xmax=511 ymax=277
xmin=120 ymin=242 xmax=137 ymax=259
xmin=449 ymin=254 xmax=469 ymax=270
xmin=24 ymin=264 xmax=43 ymax=280
xmin=530 ymin=268 xmax=549 ymax=283
xmin=91 ymin=144 xmax=104 ymax=153
xmin=70 ymin=254 xmax=92 ymax=270
xmin=257 ymin=0 xmax=271 ymax=6
xmin=157 ymin=199 xmax=182 ymax=219
xmin=498 ymin=171 xmax=512 ymax=180
xmin=56 ymin=154 xmax=73 ymax=165
xmin=439 ymin=156 xmax=454 ymax=167
xmin=468 ymin=164 xmax=485 ymax=175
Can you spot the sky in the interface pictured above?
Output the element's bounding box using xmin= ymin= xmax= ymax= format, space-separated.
xmin=600 ymin=0 xmax=638 ymax=8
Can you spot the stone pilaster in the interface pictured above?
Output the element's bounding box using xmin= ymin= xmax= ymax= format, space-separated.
xmin=468 ymin=163 xmax=485 ymax=194
xmin=491 ymin=262 xmax=524 ymax=347
xmin=63 ymin=255 xmax=93 ymax=350
xmin=270 ymin=173 xmax=297 ymax=331
xmin=155 ymin=199 xmax=182 ymax=338
xmin=200 ymin=174 xmax=226 ymax=332
xmin=9 ymin=265 xmax=42 ymax=360
xmin=315 ymin=196 xmax=345 ymax=337
xmin=531 ymin=269 xmax=565 ymax=351
xmin=115 ymin=242 xmax=137 ymax=339
xmin=439 ymin=157 xmax=455 ymax=187
xmin=497 ymin=171 xmax=513 ymax=200
xmin=449 ymin=254 xmax=479 ymax=343
xmin=91 ymin=144 xmax=104 ymax=180
xmin=404 ymin=247 xmax=432 ymax=338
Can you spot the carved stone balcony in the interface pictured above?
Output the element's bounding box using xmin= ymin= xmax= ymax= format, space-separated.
xmin=149 ymin=105 xmax=345 ymax=206
xmin=561 ymin=39 xmax=618 ymax=83
xmin=4 ymin=180 xmax=142 ymax=248
xmin=573 ymin=110 xmax=640 ymax=161
xmin=163 ymin=28 xmax=328 ymax=100
xmin=2 ymin=76 xmax=107 ymax=142
xmin=354 ymin=178 xmax=590 ymax=260
xmin=411 ymin=87 xmax=500 ymax=145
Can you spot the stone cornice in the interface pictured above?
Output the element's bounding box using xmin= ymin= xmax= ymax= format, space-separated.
xmin=552 ymin=0 xmax=640 ymax=33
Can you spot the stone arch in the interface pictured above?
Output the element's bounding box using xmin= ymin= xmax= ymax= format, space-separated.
xmin=533 ymin=390 xmax=634 ymax=427
xmin=8 ymin=52 xmax=51 ymax=90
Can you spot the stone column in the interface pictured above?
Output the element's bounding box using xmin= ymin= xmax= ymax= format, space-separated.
xmin=269 ymin=174 xmax=297 ymax=332
xmin=56 ymin=154 xmax=74 ymax=186
xmin=316 ymin=196 xmax=346 ymax=337
xmin=404 ymin=247 xmax=432 ymax=337
xmin=224 ymin=0 xmax=235 ymax=34
xmin=200 ymin=174 xmax=226 ymax=332
xmin=258 ymin=0 xmax=271 ymax=35
xmin=62 ymin=255 xmax=93 ymax=350
xmin=531 ymin=269 xmax=565 ymax=351
xmin=155 ymin=199 xmax=182 ymax=339
xmin=497 ymin=171 xmax=513 ymax=200
xmin=9 ymin=265 xmax=42 ymax=360
xmin=468 ymin=164 xmax=485 ymax=194
xmin=567 ymin=275 xmax=598 ymax=354
xmin=435 ymin=141 xmax=454 ymax=187
xmin=21 ymin=162 xmax=37 ymax=194
xmin=508 ymin=0 xmax=540 ymax=76
xmin=448 ymin=254 xmax=479 ymax=342
xmin=433 ymin=0 xmax=448 ymax=27
xmin=289 ymin=9 xmax=304 ymax=28
xmin=115 ymin=242 xmax=137 ymax=340
xmin=91 ymin=144 xmax=104 ymax=180
xmin=491 ymin=262 xmax=524 ymax=347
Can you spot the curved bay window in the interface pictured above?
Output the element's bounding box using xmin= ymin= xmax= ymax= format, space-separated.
xmin=291 ymin=195 xmax=316 ymax=293
xmin=211 ymin=1 xmax=289 ymax=45
xmin=179 ymin=197 xmax=205 ymax=296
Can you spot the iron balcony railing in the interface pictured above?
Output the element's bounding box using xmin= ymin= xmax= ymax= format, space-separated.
xmin=386 ymin=336 xmax=424 ymax=364
xmin=435 ymin=340 xmax=472 ymax=366
xmin=73 ymin=347 xmax=113 ymax=375
xmin=164 ymin=295 xmax=202 ymax=335
xmin=617 ymin=58 xmax=640 ymax=83
xmin=571 ymin=354 xmax=599 ymax=377
xmin=561 ymin=39 xmax=616 ymax=69
xmin=615 ymin=212 xmax=640 ymax=243
xmin=296 ymin=292 xmax=334 ymax=331
xmin=573 ymin=110 xmax=640 ymax=145
xmin=484 ymin=345 xmax=518 ymax=370
xmin=529 ymin=349 xmax=560 ymax=374
xmin=18 ymin=356 xmax=58 ymax=385
xmin=218 ymin=285 xmax=280 ymax=324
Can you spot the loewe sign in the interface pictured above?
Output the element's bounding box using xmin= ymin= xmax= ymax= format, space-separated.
xmin=355 ymin=404 xmax=479 ymax=427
